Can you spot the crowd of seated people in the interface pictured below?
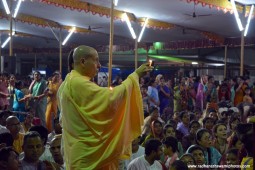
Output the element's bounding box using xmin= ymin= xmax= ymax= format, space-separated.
xmin=0 ymin=71 xmax=254 ymax=170
xmin=122 ymin=74 xmax=254 ymax=170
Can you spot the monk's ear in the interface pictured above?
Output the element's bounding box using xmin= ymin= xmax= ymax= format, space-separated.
xmin=80 ymin=58 xmax=88 ymax=65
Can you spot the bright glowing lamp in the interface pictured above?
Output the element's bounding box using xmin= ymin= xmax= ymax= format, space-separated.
xmin=138 ymin=18 xmax=149 ymax=42
xmin=62 ymin=27 xmax=75 ymax=46
xmin=114 ymin=0 xmax=118 ymax=6
xmin=123 ymin=13 xmax=136 ymax=39
xmin=231 ymin=0 xmax=244 ymax=31
xmin=2 ymin=0 xmax=10 ymax=15
xmin=192 ymin=62 xmax=198 ymax=65
xmin=13 ymin=0 xmax=22 ymax=18
xmin=8 ymin=32 xmax=15 ymax=36
xmin=244 ymin=5 xmax=254 ymax=36
xmin=1 ymin=37 xmax=11 ymax=48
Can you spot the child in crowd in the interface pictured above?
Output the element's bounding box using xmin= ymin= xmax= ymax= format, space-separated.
xmin=225 ymin=148 xmax=240 ymax=170
xmin=243 ymin=87 xmax=253 ymax=104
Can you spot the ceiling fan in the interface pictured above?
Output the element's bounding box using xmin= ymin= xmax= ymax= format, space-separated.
xmin=184 ymin=3 xmax=212 ymax=18
xmin=87 ymin=25 xmax=102 ymax=31
xmin=86 ymin=3 xmax=103 ymax=31
xmin=181 ymin=28 xmax=197 ymax=35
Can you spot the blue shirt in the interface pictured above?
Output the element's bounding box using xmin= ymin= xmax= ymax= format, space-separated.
xmin=13 ymin=89 xmax=26 ymax=112
xmin=147 ymin=86 xmax=159 ymax=107
xmin=177 ymin=122 xmax=189 ymax=136
xmin=204 ymin=146 xmax=221 ymax=165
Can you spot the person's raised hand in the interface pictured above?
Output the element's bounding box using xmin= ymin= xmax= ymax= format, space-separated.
xmin=135 ymin=63 xmax=154 ymax=78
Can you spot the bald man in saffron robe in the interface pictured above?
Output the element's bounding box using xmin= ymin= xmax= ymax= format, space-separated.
xmin=57 ymin=45 xmax=153 ymax=170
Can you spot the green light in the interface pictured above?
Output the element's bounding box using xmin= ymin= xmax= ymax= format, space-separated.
xmin=154 ymin=42 xmax=164 ymax=50
xmin=149 ymin=55 xmax=190 ymax=62
xmin=137 ymin=48 xmax=147 ymax=54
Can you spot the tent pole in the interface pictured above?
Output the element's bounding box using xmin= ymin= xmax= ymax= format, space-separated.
xmin=34 ymin=53 xmax=37 ymax=70
xmin=240 ymin=31 xmax=244 ymax=76
xmin=9 ymin=0 xmax=13 ymax=57
xmin=59 ymin=27 xmax=62 ymax=74
xmin=240 ymin=6 xmax=245 ymax=76
xmin=108 ymin=0 xmax=114 ymax=87
xmin=224 ymin=45 xmax=227 ymax=78
xmin=0 ymin=32 xmax=1 ymax=57
xmin=135 ymin=38 xmax=138 ymax=69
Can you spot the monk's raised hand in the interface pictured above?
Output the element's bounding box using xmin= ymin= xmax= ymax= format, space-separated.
xmin=135 ymin=63 xmax=154 ymax=77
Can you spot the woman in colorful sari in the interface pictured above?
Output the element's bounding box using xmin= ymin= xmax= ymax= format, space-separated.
xmin=174 ymin=77 xmax=188 ymax=112
xmin=174 ymin=85 xmax=181 ymax=112
xmin=234 ymin=77 xmax=247 ymax=106
xmin=0 ymin=73 xmax=10 ymax=110
xmin=179 ymin=77 xmax=188 ymax=111
xmin=26 ymin=71 xmax=48 ymax=126
xmin=141 ymin=120 xmax=164 ymax=147
xmin=45 ymin=71 xmax=61 ymax=132
xmin=157 ymin=76 xmax=170 ymax=115
xmin=195 ymin=76 xmax=207 ymax=112
xmin=8 ymin=74 xmax=16 ymax=111
xmin=187 ymin=78 xmax=196 ymax=111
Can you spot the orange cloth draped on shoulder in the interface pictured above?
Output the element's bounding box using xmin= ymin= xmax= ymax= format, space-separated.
xmin=45 ymin=81 xmax=61 ymax=132
xmin=234 ymin=85 xmax=247 ymax=106
xmin=58 ymin=70 xmax=144 ymax=170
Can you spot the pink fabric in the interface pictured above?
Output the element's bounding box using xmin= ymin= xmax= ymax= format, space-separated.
xmin=164 ymin=152 xmax=178 ymax=169
xmin=28 ymin=80 xmax=36 ymax=93
xmin=195 ymin=83 xmax=205 ymax=112
xmin=32 ymin=117 xmax=41 ymax=125
xmin=169 ymin=152 xmax=178 ymax=168
xmin=0 ymin=81 xmax=9 ymax=106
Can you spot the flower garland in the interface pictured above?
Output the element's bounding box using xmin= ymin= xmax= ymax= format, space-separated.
xmin=40 ymin=0 xmax=176 ymax=30
xmin=40 ymin=0 xmax=133 ymax=20
xmin=138 ymin=18 xmax=175 ymax=30
xmin=0 ymin=10 xmax=91 ymax=33
xmin=200 ymin=32 xmax=224 ymax=45
xmin=180 ymin=0 xmax=255 ymax=16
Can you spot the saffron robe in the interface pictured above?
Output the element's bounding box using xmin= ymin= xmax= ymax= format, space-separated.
xmin=58 ymin=70 xmax=144 ymax=170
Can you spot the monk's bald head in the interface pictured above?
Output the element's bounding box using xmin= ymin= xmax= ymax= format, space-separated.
xmin=73 ymin=45 xmax=97 ymax=63
xmin=6 ymin=116 xmax=20 ymax=136
xmin=72 ymin=45 xmax=101 ymax=78
xmin=6 ymin=116 xmax=19 ymax=125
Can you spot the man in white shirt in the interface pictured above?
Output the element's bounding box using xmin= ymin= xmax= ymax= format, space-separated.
xmin=0 ymin=124 xmax=9 ymax=134
xmin=142 ymin=107 xmax=165 ymax=137
xmin=0 ymin=111 xmax=11 ymax=134
xmin=127 ymin=139 xmax=163 ymax=170
xmin=50 ymin=135 xmax=64 ymax=169
xmin=124 ymin=137 xmax=145 ymax=169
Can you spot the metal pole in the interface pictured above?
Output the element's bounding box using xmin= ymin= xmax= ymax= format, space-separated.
xmin=34 ymin=53 xmax=37 ymax=70
xmin=0 ymin=32 xmax=2 ymax=72
xmin=59 ymin=27 xmax=62 ymax=73
xmin=240 ymin=31 xmax=244 ymax=76
xmin=9 ymin=0 xmax=13 ymax=57
xmin=135 ymin=38 xmax=138 ymax=69
xmin=47 ymin=22 xmax=59 ymax=42
xmin=240 ymin=6 xmax=245 ymax=76
xmin=224 ymin=45 xmax=227 ymax=78
xmin=0 ymin=32 xmax=1 ymax=57
xmin=108 ymin=0 xmax=114 ymax=87
xmin=146 ymin=48 xmax=149 ymax=61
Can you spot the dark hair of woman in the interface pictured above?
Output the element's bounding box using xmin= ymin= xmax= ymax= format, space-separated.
xmin=68 ymin=49 xmax=74 ymax=72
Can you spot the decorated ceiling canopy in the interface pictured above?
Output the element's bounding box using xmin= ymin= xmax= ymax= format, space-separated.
xmin=181 ymin=0 xmax=255 ymax=16
xmin=0 ymin=0 xmax=254 ymax=50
